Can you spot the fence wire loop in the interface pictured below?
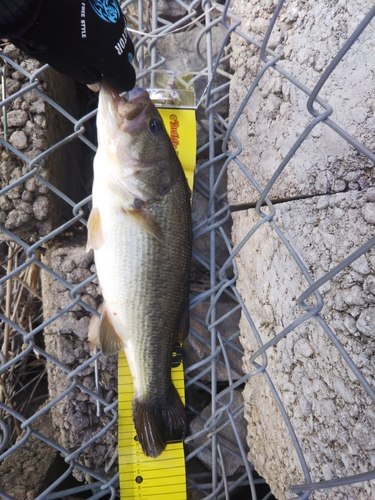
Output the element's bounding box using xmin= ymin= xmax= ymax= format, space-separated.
xmin=0 ymin=1 xmax=375 ymax=499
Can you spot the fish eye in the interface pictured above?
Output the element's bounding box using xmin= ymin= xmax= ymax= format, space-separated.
xmin=149 ymin=118 xmax=163 ymax=134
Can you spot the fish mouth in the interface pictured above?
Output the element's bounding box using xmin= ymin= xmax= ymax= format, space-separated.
xmin=100 ymin=80 xmax=152 ymax=122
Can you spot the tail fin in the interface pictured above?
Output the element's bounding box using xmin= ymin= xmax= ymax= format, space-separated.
xmin=132 ymin=384 xmax=187 ymax=458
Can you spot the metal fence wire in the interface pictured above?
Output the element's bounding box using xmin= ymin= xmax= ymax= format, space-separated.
xmin=0 ymin=0 xmax=375 ymax=499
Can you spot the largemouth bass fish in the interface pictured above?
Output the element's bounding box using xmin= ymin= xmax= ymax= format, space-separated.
xmin=87 ymin=83 xmax=192 ymax=458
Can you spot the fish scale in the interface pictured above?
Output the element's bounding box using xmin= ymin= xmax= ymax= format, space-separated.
xmin=88 ymin=83 xmax=192 ymax=458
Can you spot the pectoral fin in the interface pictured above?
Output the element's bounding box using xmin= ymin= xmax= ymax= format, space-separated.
xmin=123 ymin=199 xmax=165 ymax=244
xmin=99 ymin=309 xmax=125 ymax=356
xmin=87 ymin=207 xmax=104 ymax=251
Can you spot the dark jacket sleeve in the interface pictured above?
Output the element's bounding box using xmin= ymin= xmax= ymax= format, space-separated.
xmin=0 ymin=0 xmax=44 ymax=38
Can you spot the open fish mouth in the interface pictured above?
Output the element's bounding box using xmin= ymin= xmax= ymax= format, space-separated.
xmin=101 ymin=80 xmax=153 ymax=122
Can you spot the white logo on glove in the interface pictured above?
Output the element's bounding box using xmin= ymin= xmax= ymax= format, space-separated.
xmin=115 ymin=28 xmax=128 ymax=55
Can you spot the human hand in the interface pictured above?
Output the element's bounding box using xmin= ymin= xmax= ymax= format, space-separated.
xmin=10 ymin=0 xmax=136 ymax=92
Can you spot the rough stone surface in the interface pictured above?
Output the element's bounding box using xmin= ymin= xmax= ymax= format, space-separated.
xmin=228 ymin=0 xmax=375 ymax=498
xmin=41 ymin=238 xmax=118 ymax=482
xmin=0 ymin=411 xmax=58 ymax=499
xmin=232 ymin=191 xmax=375 ymax=499
xmin=8 ymin=130 xmax=28 ymax=150
xmin=228 ymin=0 xmax=375 ymax=206
xmin=125 ymin=0 xmax=194 ymax=22
xmin=6 ymin=109 xmax=28 ymax=127
xmin=0 ymin=43 xmax=90 ymax=244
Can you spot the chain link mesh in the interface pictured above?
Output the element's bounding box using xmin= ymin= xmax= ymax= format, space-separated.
xmin=0 ymin=1 xmax=374 ymax=498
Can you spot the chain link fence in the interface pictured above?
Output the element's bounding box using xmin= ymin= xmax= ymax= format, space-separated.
xmin=0 ymin=0 xmax=375 ymax=499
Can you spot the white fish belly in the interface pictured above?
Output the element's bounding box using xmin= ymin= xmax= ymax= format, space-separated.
xmin=92 ymin=184 xmax=165 ymax=395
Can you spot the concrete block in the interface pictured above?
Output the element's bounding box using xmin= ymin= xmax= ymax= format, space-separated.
xmin=228 ymin=0 xmax=375 ymax=206
xmin=41 ymin=237 xmax=118 ymax=483
xmin=231 ymin=190 xmax=375 ymax=499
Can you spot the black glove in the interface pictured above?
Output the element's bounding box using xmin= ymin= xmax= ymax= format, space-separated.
xmin=10 ymin=0 xmax=136 ymax=91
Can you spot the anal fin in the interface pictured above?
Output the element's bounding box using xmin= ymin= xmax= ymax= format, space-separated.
xmin=99 ymin=309 xmax=125 ymax=356
xmin=88 ymin=303 xmax=103 ymax=349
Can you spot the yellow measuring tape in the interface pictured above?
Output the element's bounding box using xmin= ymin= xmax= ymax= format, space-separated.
xmin=118 ymin=348 xmax=186 ymax=499
xmin=157 ymin=107 xmax=196 ymax=192
xmin=118 ymin=101 xmax=196 ymax=499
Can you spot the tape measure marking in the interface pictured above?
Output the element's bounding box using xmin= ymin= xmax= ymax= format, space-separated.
xmin=118 ymin=349 xmax=187 ymax=500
